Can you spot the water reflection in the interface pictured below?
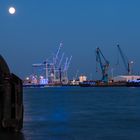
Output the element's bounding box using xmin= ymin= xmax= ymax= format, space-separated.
xmin=0 ymin=131 xmax=24 ymax=140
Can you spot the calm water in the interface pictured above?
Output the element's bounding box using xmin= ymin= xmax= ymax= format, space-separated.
xmin=1 ymin=87 xmax=140 ymax=140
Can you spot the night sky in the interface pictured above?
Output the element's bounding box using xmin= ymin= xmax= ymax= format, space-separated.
xmin=0 ymin=0 xmax=140 ymax=80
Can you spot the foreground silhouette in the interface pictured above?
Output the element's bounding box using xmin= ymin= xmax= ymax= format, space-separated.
xmin=0 ymin=55 xmax=23 ymax=132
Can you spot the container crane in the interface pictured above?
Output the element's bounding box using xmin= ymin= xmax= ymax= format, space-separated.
xmin=117 ymin=44 xmax=133 ymax=75
xmin=96 ymin=47 xmax=109 ymax=82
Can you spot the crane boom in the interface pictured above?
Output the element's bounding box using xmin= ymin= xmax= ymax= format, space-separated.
xmin=54 ymin=43 xmax=63 ymax=65
xmin=96 ymin=47 xmax=109 ymax=82
xmin=67 ymin=56 xmax=72 ymax=70
xmin=117 ymin=44 xmax=131 ymax=75
xmin=58 ymin=53 xmax=65 ymax=68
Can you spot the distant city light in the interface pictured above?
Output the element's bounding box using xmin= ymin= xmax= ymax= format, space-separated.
xmin=9 ymin=7 xmax=16 ymax=14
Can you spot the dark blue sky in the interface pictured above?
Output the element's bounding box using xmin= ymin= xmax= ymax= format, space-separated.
xmin=0 ymin=0 xmax=140 ymax=79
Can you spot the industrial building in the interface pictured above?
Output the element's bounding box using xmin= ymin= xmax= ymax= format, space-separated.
xmin=113 ymin=75 xmax=140 ymax=82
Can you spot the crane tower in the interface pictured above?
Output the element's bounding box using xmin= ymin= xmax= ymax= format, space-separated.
xmin=96 ymin=47 xmax=110 ymax=82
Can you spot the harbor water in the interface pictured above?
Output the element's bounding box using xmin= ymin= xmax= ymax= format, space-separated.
xmin=1 ymin=87 xmax=140 ymax=140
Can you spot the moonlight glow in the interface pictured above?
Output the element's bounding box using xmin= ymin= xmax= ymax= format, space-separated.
xmin=9 ymin=7 xmax=16 ymax=14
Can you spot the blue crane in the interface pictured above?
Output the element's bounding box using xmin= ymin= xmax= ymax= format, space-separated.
xmin=117 ymin=44 xmax=132 ymax=75
xmin=96 ymin=47 xmax=110 ymax=82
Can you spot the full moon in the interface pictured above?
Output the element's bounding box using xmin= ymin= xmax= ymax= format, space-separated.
xmin=9 ymin=7 xmax=16 ymax=14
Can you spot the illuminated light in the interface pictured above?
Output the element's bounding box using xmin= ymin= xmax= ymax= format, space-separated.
xmin=128 ymin=79 xmax=140 ymax=83
xmin=40 ymin=76 xmax=44 ymax=79
xmin=26 ymin=77 xmax=29 ymax=80
xmin=39 ymin=78 xmax=48 ymax=85
xmin=9 ymin=7 xmax=16 ymax=14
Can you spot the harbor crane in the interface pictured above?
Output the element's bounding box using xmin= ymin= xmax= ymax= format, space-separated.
xmin=30 ymin=43 xmax=72 ymax=85
xmin=54 ymin=43 xmax=63 ymax=65
xmin=96 ymin=47 xmax=109 ymax=82
xmin=117 ymin=44 xmax=133 ymax=75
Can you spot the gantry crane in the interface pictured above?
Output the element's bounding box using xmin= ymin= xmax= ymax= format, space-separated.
xmin=96 ymin=47 xmax=109 ymax=82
